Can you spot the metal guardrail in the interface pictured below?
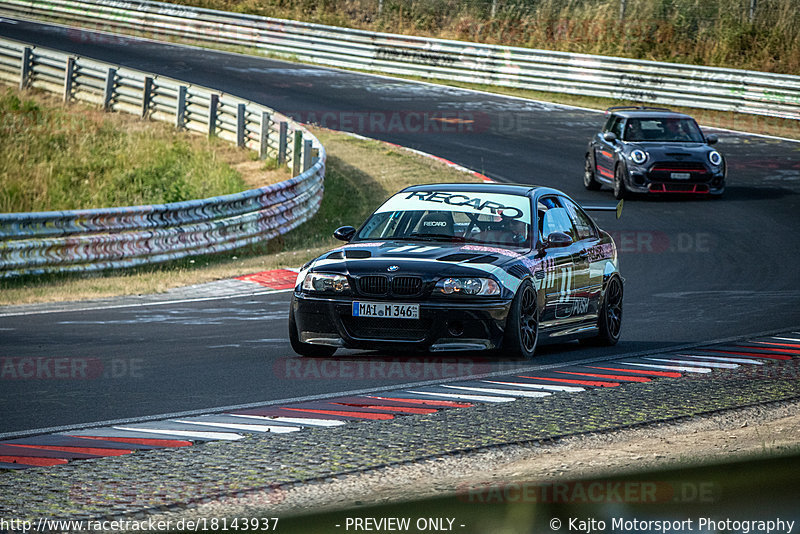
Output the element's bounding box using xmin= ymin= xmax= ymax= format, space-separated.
xmin=2 ymin=0 xmax=800 ymax=120
xmin=0 ymin=36 xmax=325 ymax=278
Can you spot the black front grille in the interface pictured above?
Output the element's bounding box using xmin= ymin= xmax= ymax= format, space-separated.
xmin=359 ymin=276 xmax=388 ymax=296
xmin=391 ymin=276 xmax=422 ymax=296
xmin=341 ymin=316 xmax=428 ymax=341
xmin=648 ymin=161 xmax=710 ymax=183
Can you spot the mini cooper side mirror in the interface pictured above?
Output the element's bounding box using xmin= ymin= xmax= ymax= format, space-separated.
xmin=333 ymin=226 xmax=356 ymax=242
xmin=603 ymin=132 xmax=618 ymax=142
xmin=544 ymin=232 xmax=573 ymax=248
xmin=706 ymin=134 xmax=718 ymax=145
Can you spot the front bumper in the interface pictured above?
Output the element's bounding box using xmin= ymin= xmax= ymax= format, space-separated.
xmin=292 ymin=293 xmax=512 ymax=352
xmin=626 ymin=163 xmax=725 ymax=195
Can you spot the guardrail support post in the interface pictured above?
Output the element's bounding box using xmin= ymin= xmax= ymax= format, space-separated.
xmin=142 ymin=76 xmax=154 ymax=118
xmin=19 ymin=47 xmax=33 ymax=90
xmin=259 ymin=111 xmax=271 ymax=160
xmin=292 ymin=131 xmax=303 ymax=175
xmin=176 ymin=85 xmax=187 ymax=129
xmin=103 ymin=67 xmax=117 ymax=111
xmin=208 ymin=93 xmax=219 ymax=137
xmin=277 ymin=121 xmax=288 ymax=164
xmin=236 ymin=103 xmax=247 ymax=148
xmin=63 ymin=57 xmax=75 ymax=103
xmin=302 ymin=139 xmax=313 ymax=172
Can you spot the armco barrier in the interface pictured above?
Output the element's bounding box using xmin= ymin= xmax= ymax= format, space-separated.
xmin=0 ymin=36 xmax=325 ymax=278
xmin=2 ymin=0 xmax=800 ymax=120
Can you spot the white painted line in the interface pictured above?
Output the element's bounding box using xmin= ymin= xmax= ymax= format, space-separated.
xmin=442 ymin=385 xmax=550 ymax=398
xmin=227 ymin=414 xmax=345 ymax=427
xmin=622 ymin=362 xmax=712 ymax=374
xmin=112 ymin=426 xmax=243 ymax=441
xmin=406 ymin=390 xmax=515 ymax=403
xmin=172 ymin=420 xmax=300 ymax=433
xmin=483 ymin=380 xmax=584 ymax=393
xmin=0 ymin=289 xmax=291 ymax=317
xmin=675 ymin=354 xmax=764 ymax=365
xmin=646 ymin=357 xmax=738 ymax=369
xmin=769 ymin=336 xmax=800 ymax=343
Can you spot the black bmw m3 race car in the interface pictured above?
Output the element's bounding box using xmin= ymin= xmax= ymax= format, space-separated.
xmin=584 ymin=107 xmax=726 ymax=199
xmin=289 ymin=183 xmax=623 ymax=359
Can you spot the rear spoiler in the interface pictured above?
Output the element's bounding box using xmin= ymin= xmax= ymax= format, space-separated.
xmin=582 ymin=199 xmax=624 ymax=219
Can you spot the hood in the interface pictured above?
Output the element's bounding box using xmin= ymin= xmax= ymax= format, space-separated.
xmin=309 ymin=240 xmax=526 ymax=278
xmin=626 ymin=142 xmax=714 ymax=161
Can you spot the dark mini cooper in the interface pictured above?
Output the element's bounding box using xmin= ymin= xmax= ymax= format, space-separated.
xmin=289 ymin=183 xmax=623 ymax=360
xmin=584 ymin=107 xmax=725 ymax=198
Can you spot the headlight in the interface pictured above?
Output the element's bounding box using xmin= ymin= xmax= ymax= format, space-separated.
xmin=435 ymin=277 xmax=500 ymax=296
xmin=629 ymin=149 xmax=647 ymax=165
xmin=302 ymin=273 xmax=351 ymax=293
xmin=708 ymin=150 xmax=722 ymax=166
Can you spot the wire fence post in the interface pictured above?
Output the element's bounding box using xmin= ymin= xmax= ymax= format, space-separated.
xmin=292 ymin=130 xmax=303 ymax=175
xmin=236 ymin=103 xmax=247 ymax=148
xmin=208 ymin=93 xmax=219 ymax=137
xmin=302 ymin=139 xmax=313 ymax=172
xmin=19 ymin=46 xmax=32 ymax=90
xmin=103 ymin=67 xmax=117 ymax=111
xmin=259 ymin=111 xmax=271 ymax=160
xmin=277 ymin=121 xmax=288 ymax=164
xmin=176 ymin=85 xmax=187 ymax=129
xmin=63 ymin=56 xmax=75 ymax=103
xmin=141 ymin=76 xmax=153 ymax=118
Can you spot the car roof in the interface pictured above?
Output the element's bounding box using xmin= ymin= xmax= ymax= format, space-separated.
xmin=609 ymin=108 xmax=695 ymax=120
xmin=402 ymin=182 xmax=548 ymax=197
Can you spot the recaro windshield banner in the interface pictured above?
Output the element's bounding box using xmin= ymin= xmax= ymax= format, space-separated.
xmin=376 ymin=192 xmax=531 ymax=220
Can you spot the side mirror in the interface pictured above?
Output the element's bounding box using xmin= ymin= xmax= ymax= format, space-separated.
xmin=603 ymin=132 xmax=618 ymax=143
xmin=333 ymin=226 xmax=356 ymax=242
xmin=706 ymin=134 xmax=718 ymax=145
xmin=544 ymin=232 xmax=573 ymax=248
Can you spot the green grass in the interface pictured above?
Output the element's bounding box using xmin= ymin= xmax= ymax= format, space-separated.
xmin=0 ymin=88 xmax=247 ymax=213
xmin=0 ymin=126 xmax=480 ymax=305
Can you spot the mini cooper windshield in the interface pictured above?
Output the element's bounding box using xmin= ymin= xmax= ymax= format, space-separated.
xmin=622 ymin=117 xmax=705 ymax=143
xmin=354 ymin=190 xmax=533 ymax=249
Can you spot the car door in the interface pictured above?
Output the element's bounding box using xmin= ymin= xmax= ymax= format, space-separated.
xmin=594 ymin=115 xmax=624 ymax=182
xmin=536 ymin=197 xmax=584 ymax=328
xmin=561 ymin=197 xmax=603 ymax=321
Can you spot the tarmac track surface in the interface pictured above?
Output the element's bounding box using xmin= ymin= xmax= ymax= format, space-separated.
xmin=1 ymin=19 xmax=799 ymax=435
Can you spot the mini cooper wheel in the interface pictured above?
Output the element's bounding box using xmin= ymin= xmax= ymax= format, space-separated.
xmin=597 ymin=275 xmax=623 ymax=345
xmin=613 ymin=165 xmax=628 ymax=200
xmin=584 ymin=154 xmax=602 ymax=191
xmin=289 ymin=304 xmax=337 ymax=358
xmin=504 ymin=280 xmax=539 ymax=360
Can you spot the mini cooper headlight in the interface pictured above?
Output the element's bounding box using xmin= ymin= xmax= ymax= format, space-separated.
xmin=708 ymin=150 xmax=722 ymax=166
xmin=302 ymin=273 xmax=350 ymax=293
xmin=629 ymin=149 xmax=648 ymax=165
xmin=435 ymin=277 xmax=500 ymax=296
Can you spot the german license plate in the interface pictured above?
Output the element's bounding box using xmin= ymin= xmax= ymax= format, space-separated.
xmin=352 ymin=302 xmax=419 ymax=319
xmin=670 ymin=172 xmax=691 ymax=180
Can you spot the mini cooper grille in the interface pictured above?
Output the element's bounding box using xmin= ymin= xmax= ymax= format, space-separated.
xmin=358 ymin=276 xmax=388 ymax=296
xmin=392 ymin=276 xmax=422 ymax=296
xmin=341 ymin=316 xmax=428 ymax=341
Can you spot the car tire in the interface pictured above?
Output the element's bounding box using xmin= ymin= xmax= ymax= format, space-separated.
xmin=613 ymin=164 xmax=629 ymax=200
xmin=584 ymin=154 xmax=602 ymax=191
xmin=595 ymin=275 xmax=623 ymax=345
xmin=288 ymin=303 xmax=337 ymax=358
xmin=503 ymin=280 xmax=539 ymax=360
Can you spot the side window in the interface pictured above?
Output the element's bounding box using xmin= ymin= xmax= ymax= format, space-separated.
xmin=538 ymin=196 xmax=576 ymax=242
xmin=610 ymin=117 xmax=624 ymax=139
xmin=561 ymin=198 xmax=597 ymax=241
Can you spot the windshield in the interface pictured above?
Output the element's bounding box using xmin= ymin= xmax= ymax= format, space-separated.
xmin=355 ymin=190 xmax=533 ymax=249
xmin=623 ymin=117 xmax=705 ymax=142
